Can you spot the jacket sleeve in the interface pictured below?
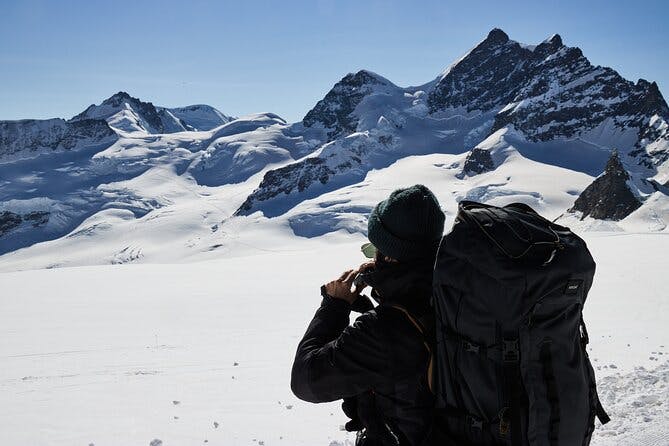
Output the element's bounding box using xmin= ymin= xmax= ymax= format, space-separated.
xmin=290 ymin=294 xmax=390 ymax=403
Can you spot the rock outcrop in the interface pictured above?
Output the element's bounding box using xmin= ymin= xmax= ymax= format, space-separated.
xmin=569 ymin=151 xmax=642 ymax=220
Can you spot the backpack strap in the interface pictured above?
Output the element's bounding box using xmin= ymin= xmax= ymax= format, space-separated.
xmin=580 ymin=318 xmax=611 ymax=426
xmin=540 ymin=342 xmax=561 ymax=446
xmin=500 ymin=332 xmax=523 ymax=446
xmin=387 ymin=304 xmax=435 ymax=394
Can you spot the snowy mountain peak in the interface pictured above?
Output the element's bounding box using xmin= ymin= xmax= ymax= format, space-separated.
xmin=302 ymin=69 xmax=396 ymax=140
xmin=239 ymin=29 xmax=669 ymax=226
xmin=542 ymin=33 xmax=563 ymax=46
xmin=427 ymin=28 xmax=532 ymax=113
xmin=101 ymin=91 xmax=133 ymax=106
xmin=534 ymin=33 xmax=564 ymax=56
xmin=71 ymin=92 xmax=233 ymax=134
xmin=72 ymin=91 xmax=166 ymax=134
xmin=484 ymin=28 xmax=510 ymax=45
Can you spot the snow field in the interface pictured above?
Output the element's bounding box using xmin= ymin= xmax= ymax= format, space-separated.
xmin=1 ymin=233 xmax=667 ymax=445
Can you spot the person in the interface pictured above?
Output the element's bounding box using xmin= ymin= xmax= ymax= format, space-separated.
xmin=290 ymin=184 xmax=445 ymax=446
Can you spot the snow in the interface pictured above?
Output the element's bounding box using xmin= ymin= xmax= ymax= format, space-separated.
xmin=0 ymin=232 xmax=667 ymax=445
xmin=161 ymin=105 xmax=233 ymax=132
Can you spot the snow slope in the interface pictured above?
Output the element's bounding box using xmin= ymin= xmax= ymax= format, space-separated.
xmin=0 ymin=146 xmax=595 ymax=271
xmin=0 ymin=112 xmax=317 ymax=258
xmin=162 ymin=105 xmax=234 ymax=131
xmin=0 ymin=232 xmax=666 ymax=446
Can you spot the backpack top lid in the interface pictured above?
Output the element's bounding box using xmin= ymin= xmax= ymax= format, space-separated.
xmin=451 ymin=201 xmax=571 ymax=269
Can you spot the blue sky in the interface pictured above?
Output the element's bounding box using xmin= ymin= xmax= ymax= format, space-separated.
xmin=1 ymin=0 xmax=667 ymax=123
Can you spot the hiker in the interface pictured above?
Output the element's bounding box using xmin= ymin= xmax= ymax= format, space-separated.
xmin=290 ymin=184 xmax=445 ymax=446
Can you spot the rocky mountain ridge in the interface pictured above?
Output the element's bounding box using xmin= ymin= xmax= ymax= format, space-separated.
xmin=0 ymin=118 xmax=116 ymax=161
xmin=237 ymin=29 xmax=669 ymax=222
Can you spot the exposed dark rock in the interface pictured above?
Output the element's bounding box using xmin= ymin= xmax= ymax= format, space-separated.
xmin=489 ymin=45 xmax=669 ymax=146
xmin=0 ymin=211 xmax=22 ymax=236
xmin=569 ymin=151 xmax=642 ymax=220
xmin=236 ymin=157 xmax=335 ymax=214
xmin=302 ymin=70 xmax=385 ymax=140
xmin=23 ymin=211 xmax=50 ymax=227
xmin=235 ymin=136 xmax=370 ymax=216
xmin=534 ymin=34 xmax=563 ymax=56
xmin=0 ymin=118 xmax=116 ymax=160
xmin=427 ymin=29 xmax=535 ymax=113
xmin=426 ymin=27 xmax=669 ymax=171
xmin=460 ymin=148 xmax=494 ymax=176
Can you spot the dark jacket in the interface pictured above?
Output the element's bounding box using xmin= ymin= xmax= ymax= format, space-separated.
xmin=290 ymin=260 xmax=435 ymax=446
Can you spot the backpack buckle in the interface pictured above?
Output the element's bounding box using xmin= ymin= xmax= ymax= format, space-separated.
xmin=462 ymin=340 xmax=480 ymax=354
xmin=467 ymin=415 xmax=483 ymax=431
xmin=502 ymin=339 xmax=519 ymax=362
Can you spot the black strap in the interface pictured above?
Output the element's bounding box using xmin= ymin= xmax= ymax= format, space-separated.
xmin=501 ymin=336 xmax=522 ymax=446
xmin=540 ymin=343 xmax=560 ymax=446
xmin=581 ymin=318 xmax=610 ymax=426
xmin=596 ymin=398 xmax=610 ymax=425
xmin=580 ymin=317 xmax=590 ymax=347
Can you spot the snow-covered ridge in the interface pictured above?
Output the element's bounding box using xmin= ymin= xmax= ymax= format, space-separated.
xmin=0 ymin=28 xmax=668 ymax=266
xmin=72 ymin=91 xmax=232 ymax=134
xmin=160 ymin=104 xmax=234 ymax=132
xmin=238 ymin=29 xmax=668 ymax=221
xmin=0 ymin=118 xmax=116 ymax=162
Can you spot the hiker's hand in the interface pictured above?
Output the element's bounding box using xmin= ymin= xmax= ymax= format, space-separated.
xmin=324 ymin=268 xmax=364 ymax=304
xmin=357 ymin=260 xmax=375 ymax=274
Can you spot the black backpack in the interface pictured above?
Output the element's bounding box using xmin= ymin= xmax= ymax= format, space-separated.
xmin=428 ymin=201 xmax=610 ymax=446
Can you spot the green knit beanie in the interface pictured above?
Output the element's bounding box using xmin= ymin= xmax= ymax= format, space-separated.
xmin=367 ymin=184 xmax=445 ymax=262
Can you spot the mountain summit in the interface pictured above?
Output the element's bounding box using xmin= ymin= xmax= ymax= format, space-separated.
xmin=237 ymin=29 xmax=668 ymax=221
xmin=71 ymin=92 xmax=232 ymax=134
xmin=0 ymin=28 xmax=667 ymax=266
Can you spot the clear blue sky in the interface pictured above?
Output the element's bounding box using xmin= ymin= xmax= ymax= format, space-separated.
xmin=1 ymin=0 xmax=667 ymax=123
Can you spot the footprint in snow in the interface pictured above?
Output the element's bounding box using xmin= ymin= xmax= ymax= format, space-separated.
xmin=214 ymin=421 xmax=219 ymax=428
xmin=150 ymin=440 xmax=163 ymax=446
xmin=173 ymin=400 xmax=180 ymax=405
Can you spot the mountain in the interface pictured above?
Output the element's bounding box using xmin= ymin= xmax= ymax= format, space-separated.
xmin=0 ymin=108 xmax=315 ymax=257
xmin=72 ymin=91 xmax=168 ymax=133
xmin=72 ymin=92 xmax=232 ymax=134
xmin=237 ymin=28 xmax=669 ymax=222
xmin=0 ymin=29 xmax=668 ymax=269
